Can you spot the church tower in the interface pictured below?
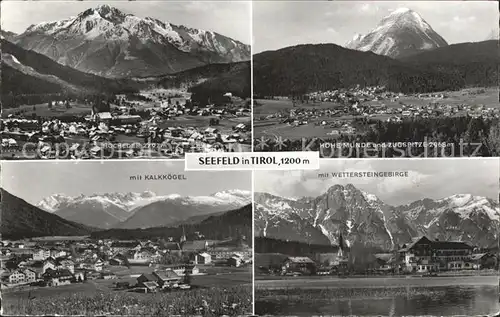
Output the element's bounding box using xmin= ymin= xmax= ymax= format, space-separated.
xmin=338 ymin=232 xmax=345 ymax=258
xmin=180 ymin=226 xmax=187 ymax=244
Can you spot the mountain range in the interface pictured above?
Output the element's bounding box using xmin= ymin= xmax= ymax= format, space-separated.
xmin=9 ymin=4 xmax=250 ymax=78
xmin=36 ymin=190 xmax=252 ymax=229
xmin=253 ymin=8 xmax=498 ymax=96
xmin=345 ymin=8 xmax=448 ymax=59
xmin=1 ymin=188 xmax=252 ymax=241
xmin=90 ymin=203 xmax=253 ymax=243
xmin=1 ymin=37 xmax=250 ymax=108
xmin=255 ymin=184 xmax=500 ymax=250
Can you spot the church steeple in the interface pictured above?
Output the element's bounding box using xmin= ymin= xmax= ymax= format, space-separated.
xmin=338 ymin=232 xmax=344 ymax=258
xmin=180 ymin=226 xmax=187 ymax=243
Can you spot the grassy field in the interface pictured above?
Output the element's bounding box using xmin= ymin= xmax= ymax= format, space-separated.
xmin=2 ymin=103 xmax=93 ymax=118
xmin=4 ymin=285 xmax=252 ymax=316
xmin=3 ymin=266 xmax=252 ymax=315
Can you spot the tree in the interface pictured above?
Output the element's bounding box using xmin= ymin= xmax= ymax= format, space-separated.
xmin=486 ymin=120 xmax=500 ymax=156
xmin=183 ymin=258 xmax=192 ymax=285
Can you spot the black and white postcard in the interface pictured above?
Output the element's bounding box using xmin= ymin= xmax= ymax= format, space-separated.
xmin=0 ymin=160 xmax=253 ymax=315
xmin=0 ymin=1 xmax=251 ymax=160
xmin=254 ymin=159 xmax=500 ymax=316
xmin=252 ymin=1 xmax=500 ymax=158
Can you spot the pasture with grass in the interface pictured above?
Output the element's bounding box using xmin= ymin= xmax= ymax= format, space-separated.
xmin=4 ymin=285 xmax=252 ymax=316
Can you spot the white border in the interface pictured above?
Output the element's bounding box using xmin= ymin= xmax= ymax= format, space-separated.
xmin=4 ymin=156 xmax=500 ymax=163
xmin=250 ymin=0 xmax=255 ymax=161
xmin=249 ymin=0 xmax=256 ymax=315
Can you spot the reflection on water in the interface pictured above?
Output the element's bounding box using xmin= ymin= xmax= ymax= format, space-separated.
xmin=256 ymin=285 xmax=500 ymax=316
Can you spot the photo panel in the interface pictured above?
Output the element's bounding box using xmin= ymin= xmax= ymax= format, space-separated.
xmin=252 ymin=1 xmax=500 ymax=158
xmin=0 ymin=160 xmax=253 ymax=315
xmin=254 ymin=158 xmax=500 ymax=316
xmin=0 ymin=0 xmax=252 ymax=160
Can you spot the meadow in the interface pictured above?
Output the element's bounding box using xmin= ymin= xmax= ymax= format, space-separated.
xmin=4 ymin=285 xmax=252 ymax=316
xmin=3 ymin=265 xmax=252 ymax=316
xmin=2 ymin=103 xmax=92 ymax=118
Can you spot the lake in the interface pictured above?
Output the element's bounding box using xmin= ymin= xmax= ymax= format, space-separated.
xmin=255 ymin=275 xmax=499 ymax=316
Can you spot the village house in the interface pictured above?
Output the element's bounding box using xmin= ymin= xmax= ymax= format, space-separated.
xmin=43 ymin=258 xmax=57 ymax=274
xmin=23 ymin=269 xmax=37 ymax=283
xmin=1 ymin=249 xmax=12 ymax=257
xmin=79 ymin=258 xmax=104 ymax=271
xmin=111 ymin=241 xmax=142 ymax=253
xmin=59 ymin=260 xmax=75 ymax=274
xmin=470 ymin=253 xmax=497 ymax=269
xmin=398 ymin=236 xmax=475 ymax=273
xmin=161 ymin=264 xmax=199 ymax=276
xmin=43 ymin=269 xmax=74 ymax=286
xmin=127 ymin=249 xmax=154 ymax=265
xmin=152 ymin=270 xmax=182 ymax=287
xmin=50 ymin=248 xmax=67 ymax=258
xmin=193 ymin=252 xmax=211 ymax=265
xmin=32 ymin=248 xmax=51 ymax=261
xmin=282 ymin=257 xmax=317 ymax=275
xmin=373 ymin=253 xmax=397 ymax=273
xmin=228 ymin=256 xmax=243 ymax=267
xmin=207 ymin=248 xmax=252 ymax=260
xmin=8 ymin=270 xmax=26 ymax=284
xmin=137 ymin=271 xmax=181 ymax=291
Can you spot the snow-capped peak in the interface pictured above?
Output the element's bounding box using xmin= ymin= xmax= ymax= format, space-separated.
xmin=361 ymin=190 xmax=379 ymax=203
xmin=36 ymin=190 xmax=251 ymax=214
xmin=434 ymin=194 xmax=499 ymax=221
xmin=345 ymin=7 xmax=448 ymax=58
xmin=21 ymin=5 xmax=247 ymax=54
xmin=37 ymin=193 xmax=75 ymax=212
xmin=211 ymin=189 xmax=251 ymax=198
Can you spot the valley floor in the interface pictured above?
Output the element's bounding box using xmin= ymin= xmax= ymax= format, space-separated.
xmin=3 ymin=266 xmax=252 ymax=316
xmin=253 ymin=87 xmax=499 ymax=141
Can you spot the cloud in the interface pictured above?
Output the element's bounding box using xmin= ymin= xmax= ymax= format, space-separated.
xmin=327 ymin=27 xmax=337 ymax=34
xmin=181 ymin=1 xmax=215 ymax=13
xmin=359 ymin=3 xmax=379 ymax=13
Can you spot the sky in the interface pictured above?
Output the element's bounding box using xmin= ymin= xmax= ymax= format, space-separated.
xmin=253 ymin=1 xmax=499 ymax=53
xmin=254 ymin=159 xmax=499 ymax=206
xmin=0 ymin=1 xmax=251 ymax=44
xmin=1 ymin=161 xmax=252 ymax=206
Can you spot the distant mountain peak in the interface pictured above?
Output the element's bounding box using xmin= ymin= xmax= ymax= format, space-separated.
xmin=255 ymin=186 xmax=499 ymax=250
xmin=345 ymin=8 xmax=448 ymax=58
xmin=15 ymin=6 xmax=250 ymax=77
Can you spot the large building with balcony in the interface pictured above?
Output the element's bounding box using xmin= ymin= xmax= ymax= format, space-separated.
xmin=398 ymin=236 xmax=474 ymax=273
